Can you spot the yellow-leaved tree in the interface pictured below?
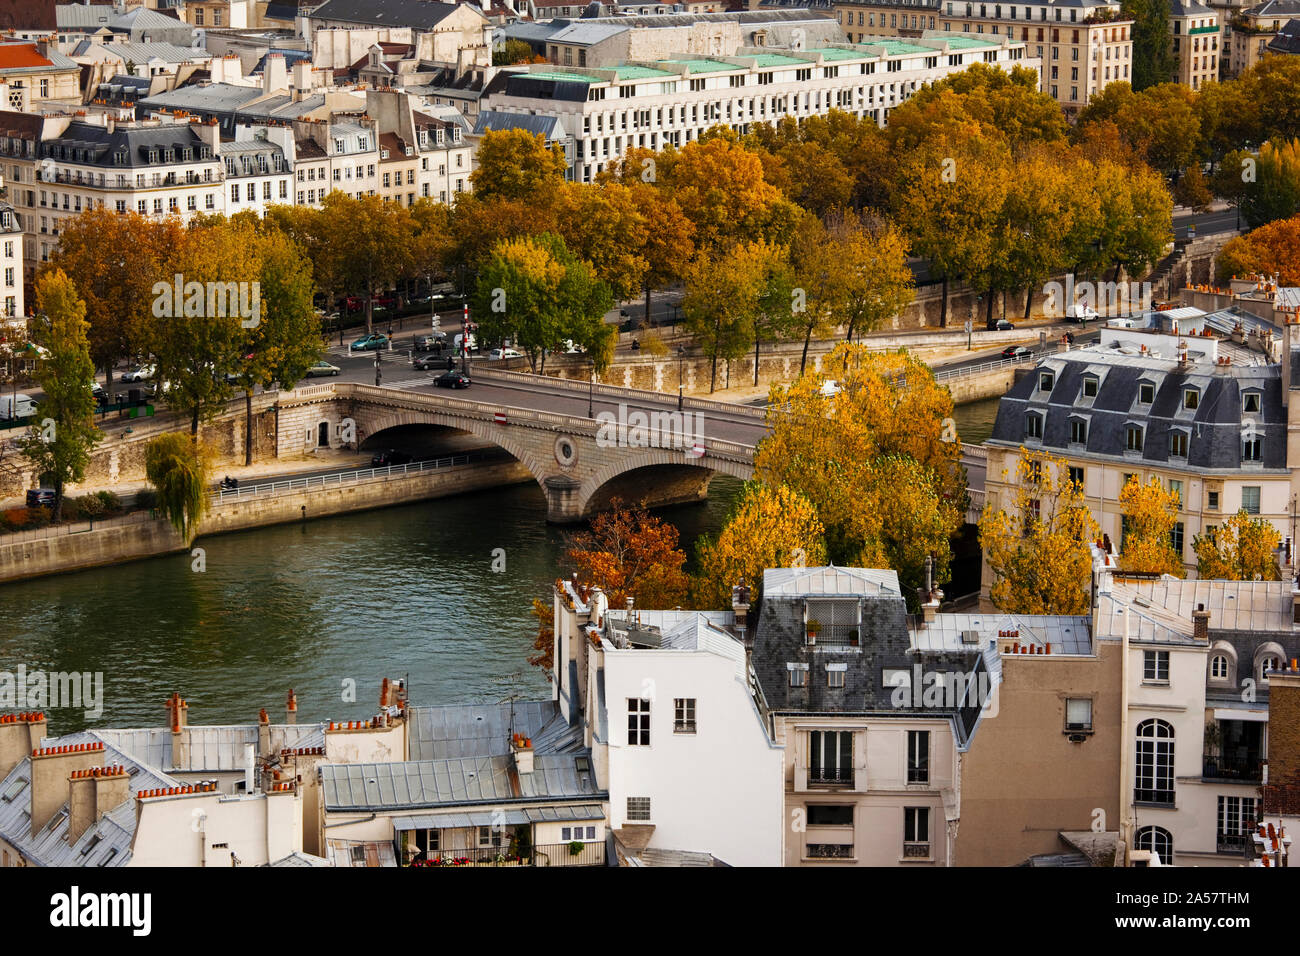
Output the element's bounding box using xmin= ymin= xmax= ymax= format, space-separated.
xmin=1118 ymin=476 xmax=1185 ymax=577
xmin=1193 ymin=511 xmax=1282 ymax=581
xmin=755 ymin=344 xmax=964 ymax=603
xmin=979 ymin=449 xmax=1100 ymax=614
xmin=693 ymin=482 xmax=827 ymax=607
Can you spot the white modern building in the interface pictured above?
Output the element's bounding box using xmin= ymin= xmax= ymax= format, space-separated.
xmin=481 ymin=35 xmax=1036 ymax=182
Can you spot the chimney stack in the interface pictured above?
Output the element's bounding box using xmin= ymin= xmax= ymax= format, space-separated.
xmin=1192 ymin=603 xmax=1210 ymax=643
xmin=258 ymin=707 xmax=270 ymax=758
xmin=511 ymin=733 xmax=534 ymax=775
xmin=731 ymin=578 xmax=751 ymax=647
xmin=30 ymin=743 xmax=106 ymax=837
xmin=166 ymin=693 xmax=188 ymax=769
xmin=263 ymin=53 xmax=287 ymax=95
xmin=67 ymin=765 xmax=130 ymax=845
xmin=286 ymin=690 xmax=297 ymax=725
xmin=0 ymin=712 xmax=46 ymax=780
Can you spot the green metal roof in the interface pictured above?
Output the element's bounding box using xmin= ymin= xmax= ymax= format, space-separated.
xmin=940 ymin=36 xmax=999 ymax=49
xmin=749 ymin=53 xmax=808 ymax=67
xmin=865 ymin=40 xmax=933 ymax=55
xmin=809 ymin=47 xmax=871 ymax=61
xmin=611 ymin=64 xmax=677 ymax=80
xmin=522 ymin=70 xmax=596 ymax=84
xmin=660 ymin=57 xmax=745 ymax=73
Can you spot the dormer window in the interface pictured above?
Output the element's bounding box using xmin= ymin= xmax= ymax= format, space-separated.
xmin=1182 ymin=388 xmax=1199 ymax=410
xmin=1242 ymin=435 xmax=1262 ymax=462
xmin=1082 ymin=375 xmax=1098 ymax=398
xmin=1038 ymin=370 xmax=1054 ymax=392
xmin=147 ymin=149 xmax=158 ymax=163
xmin=1138 ymin=382 xmax=1154 ymax=404
xmin=1069 ymin=417 xmax=1087 ymax=444
xmin=1025 ymin=412 xmax=1043 ymax=440
xmin=1243 ymin=391 xmax=1261 ymax=414
xmin=1126 ymin=424 xmax=1144 ymax=451
xmin=380 ymin=148 xmax=389 ymax=160
xmin=1169 ymin=429 xmax=1189 ymax=458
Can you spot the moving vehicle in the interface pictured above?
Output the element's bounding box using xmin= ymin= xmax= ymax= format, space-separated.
xmin=305 ymin=360 xmax=341 ymax=377
xmin=486 ymin=348 xmax=523 ymax=361
xmin=435 ymin=369 xmax=471 ymax=389
xmin=1001 ymin=345 xmax=1033 ymax=359
xmin=0 ymin=393 xmax=37 ymax=419
xmin=414 ymin=333 xmax=447 ymax=352
xmin=988 ymin=319 xmax=1015 ymax=331
xmin=120 ymin=364 xmax=155 ymax=383
xmin=25 ymin=488 xmax=55 ymax=508
xmin=371 ymin=449 xmax=415 ymax=467
xmin=413 ymin=354 xmax=443 ymax=371
xmin=351 ymin=333 xmax=390 ymax=352
xmin=1065 ymin=304 xmax=1099 ymax=324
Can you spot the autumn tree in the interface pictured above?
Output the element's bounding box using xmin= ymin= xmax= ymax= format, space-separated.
xmin=409 ymin=199 xmax=457 ymax=317
xmin=18 ymin=270 xmax=100 ymax=522
xmin=322 ymin=193 xmax=414 ymax=333
xmin=979 ymin=449 xmax=1101 ymax=614
xmin=1118 ymin=476 xmax=1184 ymax=576
xmin=494 ymin=38 xmax=541 ymax=66
xmin=682 ymin=239 xmax=774 ymax=391
xmin=787 ymin=213 xmax=844 ymax=373
xmin=1215 ymin=212 xmax=1300 ymax=285
xmin=564 ymin=501 xmax=690 ymax=608
xmin=471 ymin=233 xmax=613 ymax=373
xmin=230 ymin=227 xmax=321 ymax=464
xmin=756 ymin=345 xmax=964 ymax=602
xmin=470 ymin=128 xmax=568 ymax=202
xmin=693 ymin=482 xmax=827 ymax=607
xmin=627 ymin=183 xmax=695 ymax=330
xmin=550 ymin=182 xmax=649 ymax=303
xmin=47 ymin=209 xmax=179 ymax=402
xmin=144 ymin=432 xmax=212 ymax=543
xmin=1193 ymin=511 xmax=1282 ymax=580
xmin=827 ymin=212 xmax=915 ymax=342
xmin=527 ymin=597 xmax=555 ymax=677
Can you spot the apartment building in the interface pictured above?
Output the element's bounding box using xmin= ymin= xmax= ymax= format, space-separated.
xmin=481 ymin=35 xmax=1035 ymax=183
xmin=1230 ymin=0 xmax=1300 ymax=74
xmin=1171 ymin=0 xmax=1222 ymax=90
xmin=985 ymin=307 xmax=1294 ymax=585
xmin=220 ymin=128 xmax=292 ymax=215
xmin=0 ymin=40 xmax=80 ymax=109
xmin=1094 ymin=561 xmax=1297 ymax=865
xmin=0 ymin=109 xmax=225 ymax=271
xmin=365 ymin=87 xmax=472 ymax=205
xmin=0 ymin=200 xmax=22 ymax=319
xmin=834 ymin=0 xmax=1131 ymax=115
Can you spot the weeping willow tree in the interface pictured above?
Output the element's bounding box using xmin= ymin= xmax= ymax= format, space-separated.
xmin=144 ymin=432 xmax=211 ymax=542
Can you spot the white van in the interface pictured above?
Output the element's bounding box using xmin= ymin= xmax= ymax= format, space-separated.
xmin=0 ymin=393 xmax=36 ymax=420
xmin=453 ymin=332 xmax=477 ymax=352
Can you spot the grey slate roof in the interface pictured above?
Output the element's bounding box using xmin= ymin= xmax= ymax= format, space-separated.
xmin=90 ymin=723 xmax=325 ymax=772
xmin=41 ymin=119 xmax=217 ymax=169
xmin=474 ymin=109 xmax=567 ymax=140
xmin=320 ymin=753 xmax=603 ymax=812
xmin=989 ymin=348 xmax=1286 ymax=472
xmin=308 ymin=0 xmax=470 ymax=28
xmin=0 ymin=730 xmax=178 ymax=867
xmin=408 ymin=700 xmax=567 ymax=761
xmin=72 ymin=40 xmax=207 ymax=64
xmin=1268 ymin=18 xmax=1300 ymax=52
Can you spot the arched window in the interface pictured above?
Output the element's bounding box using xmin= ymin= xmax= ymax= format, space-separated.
xmin=1135 ymin=719 xmax=1175 ymax=805
xmin=1260 ymin=655 xmax=1283 ymax=680
xmin=1210 ymin=655 xmax=1229 ymax=680
xmin=1134 ymin=826 xmax=1173 ymax=864
xmin=1255 ymin=642 xmax=1287 ymax=683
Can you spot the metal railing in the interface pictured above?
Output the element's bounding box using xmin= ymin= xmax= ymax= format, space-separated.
xmin=1202 ymin=756 xmax=1263 ymax=782
xmin=0 ymin=509 xmax=156 ymax=544
xmin=409 ymin=841 xmax=605 ymax=867
xmin=212 ymin=453 xmax=493 ymax=503
xmin=933 ymin=353 xmax=1036 ymax=381
xmin=806 ymin=844 xmax=853 ymax=859
xmin=808 ymin=768 xmax=853 ymax=786
xmin=903 ymin=842 xmax=931 ymax=859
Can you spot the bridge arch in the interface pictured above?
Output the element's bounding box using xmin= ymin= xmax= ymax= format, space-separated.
xmin=577 ymin=450 xmax=754 ymax=519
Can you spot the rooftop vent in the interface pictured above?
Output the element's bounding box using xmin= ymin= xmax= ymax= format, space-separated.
xmin=960 ymin=630 xmax=981 ymax=645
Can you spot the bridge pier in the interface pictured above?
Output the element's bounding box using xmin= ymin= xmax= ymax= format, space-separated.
xmin=544 ymin=475 xmax=584 ymax=524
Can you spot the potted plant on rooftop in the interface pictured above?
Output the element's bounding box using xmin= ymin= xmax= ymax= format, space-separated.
xmin=806 ymin=618 xmax=821 ymax=646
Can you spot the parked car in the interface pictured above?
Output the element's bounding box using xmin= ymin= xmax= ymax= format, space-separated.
xmin=1065 ymin=304 xmax=1099 ymax=324
xmin=25 ymin=488 xmax=55 ymax=508
xmin=0 ymin=393 xmax=37 ymax=419
xmin=89 ymin=382 xmax=107 ymax=406
xmin=371 ymin=449 xmax=414 ymax=467
xmin=371 ymin=293 xmax=397 ymax=309
xmin=1001 ymin=345 xmax=1033 ymax=359
xmin=413 ymin=353 xmax=444 ymax=371
xmin=120 ymin=364 xmax=155 ymax=383
xmin=414 ymin=333 xmax=447 ymax=352
xmin=435 ymin=369 xmax=471 ymax=389
xmin=304 ymin=360 xmax=341 ymax=377
xmin=989 ymin=319 xmax=1015 ymax=331
xmin=351 ymin=333 xmax=389 ymax=351
xmin=486 ymin=348 xmax=524 ymax=361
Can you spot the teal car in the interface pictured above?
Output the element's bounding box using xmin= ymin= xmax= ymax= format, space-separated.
xmin=351 ymin=333 xmax=389 ymax=351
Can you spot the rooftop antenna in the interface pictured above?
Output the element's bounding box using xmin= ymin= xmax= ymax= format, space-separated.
xmin=491 ymin=669 xmax=529 ymax=742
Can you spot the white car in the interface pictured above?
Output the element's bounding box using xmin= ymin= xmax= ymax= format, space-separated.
xmin=486 ymin=348 xmax=523 ymax=361
xmin=121 ymin=364 xmax=156 ymax=383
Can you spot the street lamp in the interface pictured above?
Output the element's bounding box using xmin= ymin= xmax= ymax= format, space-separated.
xmin=588 ymin=358 xmax=596 ymax=419
xmin=677 ymin=345 xmax=686 ymax=411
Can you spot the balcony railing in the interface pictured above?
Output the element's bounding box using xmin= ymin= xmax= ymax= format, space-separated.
xmin=807 ymin=624 xmax=860 ymax=648
xmin=406 ymin=841 xmax=605 ymax=867
xmin=903 ymin=842 xmax=931 ymax=859
xmin=806 ymin=843 xmax=853 ymax=859
xmin=1202 ymin=756 xmax=1263 ymax=781
xmin=1216 ymin=832 xmax=1250 ymax=854
xmin=808 ymin=768 xmax=853 ymax=786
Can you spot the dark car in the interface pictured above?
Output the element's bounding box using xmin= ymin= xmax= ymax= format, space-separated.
xmin=413 ymin=353 xmax=444 ymax=371
xmin=1001 ymin=345 xmax=1033 ymax=359
xmin=413 ymin=332 xmax=447 ymax=352
xmin=371 ymin=449 xmax=415 ymax=467
xmin=26 ymin=488 xmax=55 ymax=508
xmin=435 ymin=369 xmax=471 ymax=389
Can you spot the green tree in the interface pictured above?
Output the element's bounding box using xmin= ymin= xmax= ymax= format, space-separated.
xmin=18 ymin=270 xmax=100 ymax=522
xmin=682 ymin=239 xmax=773 ymax=391
xmin=493 ymin=38 xmax=539 ymax=66
xmin=144 ymin=432 xmax=211 ymax=543
xmin=828 ymin=212 xmax=915 ymax=341
xmin=1239 ymin=139 xmax=1300 ymax=229
xmin=1122 ymin=0 xmax=1176 ymax=90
